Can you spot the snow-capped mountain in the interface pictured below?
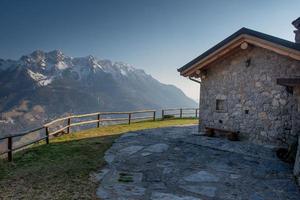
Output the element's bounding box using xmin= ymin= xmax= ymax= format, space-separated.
xmin=0 ymin=50 xmax=197 ymax=134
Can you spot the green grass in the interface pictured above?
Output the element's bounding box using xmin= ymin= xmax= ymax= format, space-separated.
xmin=0 ymin=118 xmax=197 ymax=200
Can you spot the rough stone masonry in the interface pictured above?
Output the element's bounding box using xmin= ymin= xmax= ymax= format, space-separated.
xmin=199 ymin=45 xmax=300 ymax=146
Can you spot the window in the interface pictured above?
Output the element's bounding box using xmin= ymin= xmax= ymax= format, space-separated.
xmin=216 ymin=99 xmax=226 ymax=111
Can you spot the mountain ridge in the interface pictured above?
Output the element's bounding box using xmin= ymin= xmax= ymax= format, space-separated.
xmin=0 ymin=50 xmax=197 ymax=134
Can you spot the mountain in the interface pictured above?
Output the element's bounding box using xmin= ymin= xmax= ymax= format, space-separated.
xmin=0 ymin=50 xmax=197 ymax=134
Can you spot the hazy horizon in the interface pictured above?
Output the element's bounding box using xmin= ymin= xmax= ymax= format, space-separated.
xmin=0 ymin=0 xmax=299 ymax=100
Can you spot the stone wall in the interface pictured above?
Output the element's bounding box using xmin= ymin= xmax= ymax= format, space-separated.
xmin=199 ymin=46 xmax=300 ymax=146
xmin=293 ymin=87 xmax=300 ymax=184
xmin=294 ymin=136 xmax=300 ymax=185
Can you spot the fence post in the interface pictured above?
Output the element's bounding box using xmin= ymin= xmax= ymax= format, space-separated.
xmin=195 ymin=109 xmax=198 ymax=118
xmin=97 ymin=114 xmax=101 ymax=128
xmin=180 ymin=108 xmax=183 ymax=118
xmin=153 ymin=111 xmax=156 ymax=121
xmin=7 ymin=136 xmax=12 ymax=162
xmin=161 ymin=109 xmax=164 ymax=120
xmin=67 ymin=117 xmax=71 ymax=134
xmin=45 ymin=126 xmax=49 ymax=144
xmin=128 ymin=113 xmax=131 ymax=124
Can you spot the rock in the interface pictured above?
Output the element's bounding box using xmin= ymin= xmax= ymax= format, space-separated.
xmin=184 ymin=171 xmax=219 ymax=182
xmin=210 ymin=162 xmax=235 ymax=173
xmin=250 ymin=193 xmax=264 ymax=200
xmin=260 ymin=74 xmax=267 ymax=81
xmin=260 ymin=131 xmax=267 ymax=137
xmin=157 ymin=161 xmax=175 ymax=168
xmin=96 ymin=187 xmax=110 ymax=199
xmin=120 ymin=145 xmax=144 ymax=155
xmin=216 ymin=94 xmax=227 ymax=100
xmin=258 ymin=112 xmax=268 ymax=120
xmin=271 ymin=90 xmax=277 ymax=95
xmin=163 ymin=167 xmax=172 ymax=174
xmin=275 ymin=94 xmax=281 ymax=99
xmin=151 ymin=192 xmax=201 ymax=200
xmin=279 ymin=99 xmax=287 ymax=105
xmin=149 ymin=182 xmax=167 ymax=190
xmin=235 ymin=103 xmax=242 ymax=108
xmin=230 ymin=174 xmax=241 ymax=179
xmin=255 ymin=82 xmax=262 ymax=87
xmin=261 ymin=91 xmax=270 ymax=97
xmin=120 ymin=132 xmax=139 ymax=138
xmin=145 ymin=143 xmax=169 ymax=153
xmin=141 ymin=152 xmax=152 ymax=156
xmin=114 ymin=184 xmax=146 ymax=197
xmin=180 ymin=185 xmax=217 ymax=198
xmin=90 ymin=168 xmax=110 ymax=182
xmin=104 ymin=153 xmax=115 ymax=164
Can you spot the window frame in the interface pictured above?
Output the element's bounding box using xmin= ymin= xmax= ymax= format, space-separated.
xmin=215 ymin=99 xmax=227 ymax=112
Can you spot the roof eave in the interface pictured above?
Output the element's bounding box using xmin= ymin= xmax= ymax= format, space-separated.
xmin=179 ymin=28 xmax=300 ymax=77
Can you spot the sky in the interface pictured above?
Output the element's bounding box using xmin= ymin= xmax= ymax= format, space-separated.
xmin=0 ymin=0 xmax=299 ymax=101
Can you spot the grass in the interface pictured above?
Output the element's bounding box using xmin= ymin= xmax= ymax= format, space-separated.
xmin=118 ymin=172 xmax=133 ymax=183
xmin=0 ymin=118 xmax=197 ymax=200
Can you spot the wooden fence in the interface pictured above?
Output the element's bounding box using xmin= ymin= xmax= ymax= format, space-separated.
xmin=161 ymin=108 xmax=199 ymax=119
xmin=0 ymin=108 xmax=198 ymax=162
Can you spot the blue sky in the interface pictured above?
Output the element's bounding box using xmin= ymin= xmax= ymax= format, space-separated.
xmin=0 ymin=0 xmax=299 ymax=100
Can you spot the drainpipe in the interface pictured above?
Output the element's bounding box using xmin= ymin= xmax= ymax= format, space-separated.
xmin=188 ymin=77 xmax=202 ymax=133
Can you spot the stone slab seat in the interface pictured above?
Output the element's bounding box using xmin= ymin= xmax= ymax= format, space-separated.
xmin=205 ymin=126 xmax=239 ymax=141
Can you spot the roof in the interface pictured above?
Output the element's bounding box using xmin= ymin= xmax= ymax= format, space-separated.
xmin=178 ymin=27 xmax=300 ymax=76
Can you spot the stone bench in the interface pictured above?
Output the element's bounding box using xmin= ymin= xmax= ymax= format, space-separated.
xmin=205 ymin=127 xmax=239 ymax=141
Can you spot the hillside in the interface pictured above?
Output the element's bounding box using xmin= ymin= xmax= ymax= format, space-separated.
xmin=0 ymin=119 xmax=197 ymax=199
xmin=0 ymin=50 xmax=197 ymax=134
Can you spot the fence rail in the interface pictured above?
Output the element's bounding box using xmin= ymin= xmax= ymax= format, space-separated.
xmin=0 ymin=108 xmax=198 ymax=162
xmin=161 ymin=108 xmax=199 ymax=119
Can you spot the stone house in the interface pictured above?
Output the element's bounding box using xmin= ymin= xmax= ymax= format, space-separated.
xmin=178 ymin=18 xmax=300 ymax=183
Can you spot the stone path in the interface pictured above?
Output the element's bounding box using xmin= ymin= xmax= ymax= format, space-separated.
xmin=95 ymin=125 xmax=300 ymax=200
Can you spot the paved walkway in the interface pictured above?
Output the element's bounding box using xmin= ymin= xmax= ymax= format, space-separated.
xmin=95 ymin=125 xmax=300 ymax=200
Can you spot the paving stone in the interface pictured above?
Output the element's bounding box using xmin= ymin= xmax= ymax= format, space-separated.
xmin=120 ymin=145 xmax=144 ymax=155
xmin=113 ymin=184 xmax=146 ymax=196
xmin=141 ymin=152 xmax=152 ymax=156
xmin=91 ymin=168 xmax=110 ymax=182
xmin=157 ymin=161 xmax=175 ymax=168
xmin=96 ymin=187 xmax=110 ymax=199
xmin=120 ymin=132 xmax=139 ymax=138
xmin=144 ymin=143 xmax=169 ymax=153
xmin=162 ymin=167 xmax=172 ymax=174
xmin=104 ymin=153 xmax=115 ymax=164
xmin=184 ymin=171 xmax=219 ymax=182
xmin=151 ymin=192 xmax=201 ymax=200
xmin=180 ymin=185 xmax=217 ymax=198
xmin=149 ymin=182 xmax=167 ymax=190
xmin=230 ymin=174 xmax=241 ymax=179
xmin=96 ymin=126 xmax=300 ymax=200
xmin=250 ymin=193 xmax=264 ymax=200
xmin=209 ymin=162 xmax=235 ymax=173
